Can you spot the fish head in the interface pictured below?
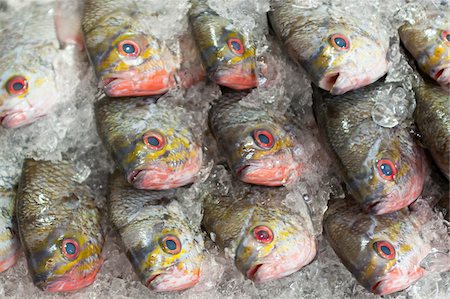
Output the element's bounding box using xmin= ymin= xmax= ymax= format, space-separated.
xmin=234 ymin=205 xmax=317 ymax=282
xmin=84 ymin=14 xmax=179 ymax=97
xmin=0 ymin=189 xmax=20 ymax=272
xmin=125 ymin=215 xmax=203 ymax=292
xmin=324 ymin=200 xmax=430 ymax=295
xmin=303 ymin=23 xmax=388 ymax=94
xmin=399 ymin=15 xmax=450 ymax=85
xmin=0 ymin=48 xmax=58 ymax=128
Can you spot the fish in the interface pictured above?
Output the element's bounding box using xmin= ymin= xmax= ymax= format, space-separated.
xmin=188 ymin=0 xmax=257 ymax=89
xmin=399 ymin=11 xmax=450 ymax=85
xmin=201 ymin=179 xmax=317 ymax=282
xmin=413 ymin=81 xmax=449 ymax=179
xmin=268 ymin=2 xmax=389 ymax=95
xmin=312 ymin=82 xmax=427 ymax=215
xmin=95 ymin=97 xmax=203 ymax=190
xmin=0 ymin=188 xmax=20 ymax=272
xmin=15 ymin=159 xmax=104 ymax=292
xmin=108 ymin=173 xmax=204 ymax=291
xmin=323 ymin=198 xmax=449 ymax=295
xmin=209 ymin=90 xmax=302 ymax=186
xmin=0 ymin=1 xmax=83 ymax=128
xmin=82 ymin=0 xmax=180 ymax=97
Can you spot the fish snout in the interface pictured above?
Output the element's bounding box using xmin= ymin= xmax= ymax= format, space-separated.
xmin=146 ymin=267 xmax=200 ymax=292
xmin=432 ymin=66 xmax=450 ymax=85
xmin=369 ymin=266 xmax=425 ymax=295
xmin=212 ymin=64 xmax=257 ymax=90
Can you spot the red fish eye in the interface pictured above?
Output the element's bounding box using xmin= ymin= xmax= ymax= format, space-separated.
xmin=373 ymin=241 xmax=395 ymax=259
xmin=253 ymin=225 xmax=273 ymax=244
xmin=6 ymin=76 xmax=28 ymax=96
xmin=143 ymin=131 xmax=165 ymax=150
xmin=330 ymin=34 xmax=350 ymax=50
xmin=376 ymin=159 xmax=397 ymax=181
xmin=227 ymin=38 xmax=245 ymax=55
xmin=253 ymin=129 xmax=274 ymax=149
xmin=117 ymin=40 xmax=140 ymax=57
xmin=160 ymin=235 xmax=181 ymax=254
xmin=441 ymin=30 xmax=450 ymax=45
xmin=61 ymin=239 xmax=80 ymax=260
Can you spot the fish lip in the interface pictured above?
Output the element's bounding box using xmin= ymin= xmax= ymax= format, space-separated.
xmin=319 ymin=72 xmax=340 ymax=92
xmin=246 ymin=264 xmax=263 ymax=280
xmin=236 ymin=164 xmax=251 ymax=178
xmin=433 ymin=66 xmax=450 ymax=84
xmin=127 ymin=169 xmax=143 ymax=184
xmin=212 ymin=68 xmax=257 ymax=90
xmin=146 ymin=274 xmax=161 ymax=287
xmin=370 ymin=279 xmax=385 ymax=294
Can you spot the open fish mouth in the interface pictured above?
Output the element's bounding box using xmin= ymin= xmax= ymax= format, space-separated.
xmin=433 ymin=66 xmax=450 ymax=84
xmin=146 ymin=269 xmax=200 ymax=292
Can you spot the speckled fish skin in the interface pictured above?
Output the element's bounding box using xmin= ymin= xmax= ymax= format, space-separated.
xmin=82 ymin=0 xmax=179 ymax=97
xmin=399 ymin=11 xmax=450 ymax=85
xmin=414 ymin=82 xmax=450 ymax=179
xmin=313 ymin=82 xmax=427 ymax=215
xmin=323 ymin=199 xmax=433 ymax=295
xmin=108 ymin=174 xmax=203 ymax=291
xmin=0 ymin=188 xmax=20 ymax=272
xmin=16 ymin=159 xmax=104 ymax=293
xmin=188 ymin=0 xmax=257 ymax=90
xmin=95 ymin=97 xmax=203 ymax=190
xmin=209 ymin=91 xmax=302 ymax=186
xmin=202 ymin=185 xmax=317 ymax=282
xmin=268 ymin=2 xmax=389 ymax=95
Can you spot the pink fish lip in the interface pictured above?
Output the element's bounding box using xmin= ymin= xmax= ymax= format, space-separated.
xmin=433 ymin=66 xmax=450 ymax=84
xmin=236 ymin=164 xmax=251 ymax=178
xmin=146 ymin=274 xmax=161 ymax=287
xmin=370 ymin=279 xmax=386 ymax=295
xmin=246 ymin=264 xmax=263 ymax=280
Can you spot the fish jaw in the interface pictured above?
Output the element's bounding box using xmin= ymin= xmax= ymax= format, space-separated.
xmin=146 ymin=267 xmax=200 ymax=292
xmin=212 ymin=65 xmax=257 ymax=90
xmin=102 ymin=69 xmax=176 ymax=97
xmin=370 ymin=266 xmax=425 ymax=295
xmin=0 ymin=111 xmax=40 ymax=129
xmin=0 ymin=251 xmax=20 ymax=273
xmin=432 ymin=65 xmax=450 ymax=85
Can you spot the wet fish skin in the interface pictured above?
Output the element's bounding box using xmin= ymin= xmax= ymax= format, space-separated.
xmin=414 ymin=82 xmax=449 ymax=179
xmin=202 ymin=184 xmax=317 ymax=282
xmin=324 ymin=199 xmax=436 ymax=295
xmin=108 ymin=174 xmax=203 ymax=291
xmin=268 ymin=3 xmax=389 ymax=95
xmin=82 ymin=0 xmax=179 ymax=97
xmin=0 ymin=188 xmax=20 ymax=272
xmin=95 ymin=97 xmax=203 ymax=190
xmin=209 ymin=91 xmax=302 ymax=186
xmin=313 ymin=82 xmax=427 ymax=215
xmin=189 ymin=0 xmax=257 ymax=90
xmin=399 ymin=12 xmax=450 ymax=85
xmin=16 ymin=159 xmax=104 ymax=293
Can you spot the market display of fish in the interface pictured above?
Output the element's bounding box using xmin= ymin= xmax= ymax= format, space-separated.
xmin=189 ymin=0 xmax=257 ymax=89
xmin=399 ymin=10 xmax=450 ymax=85
xmin=268 ymin=1 xmax=389 ymax=95
xmin=209 ymin=90 xmax=302 ymax=186
xmin=313 ymin=82 xmax=427 ymax=215
xmin=413 ymin=81 xmax=450 ymax=179
xmin=95 ymin=97 xmax=203 ymax=190
xmin=201 ymin=179 xmax=317 ymax=283
xmin=108 ymin=173 xmax=204 ymax=291
xmin=324 ymin=199 xmax=449 ymax=295
xmin=82 ymin=0 xmax=181 ymax=97
xmin=0 ymin=2 xmax=83 ymax=128
xmin=15 ymin=159 xmax=104 ymax=292
xmin=0 ymin=188 xmax=20 ymax=272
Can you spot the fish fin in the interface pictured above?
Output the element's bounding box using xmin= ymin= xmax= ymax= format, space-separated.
xmin=54 ymin=0 xmax=84 ymax=50
xmin=420 ymin=251 xmax=450 ymax=273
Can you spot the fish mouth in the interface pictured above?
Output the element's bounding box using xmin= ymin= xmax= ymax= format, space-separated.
xmin=246 ymin=264 xmax=263 ymax=280
xmin=212 ymin=66 xmax=257 ymax=90
xmin=146 ymin=274 xmax=161 ymax=287
xmin=369 ymin=267 xmax=425 ymax=295
xmin=0 ymin=251 xmax=20 ymax=273
xmin=0 ymin=111 xmax=31 ymax=129
xmin=433 ymin=66 xmax=450 ymax=84
xmin=145 ymin=268 xmax=200 ymax=292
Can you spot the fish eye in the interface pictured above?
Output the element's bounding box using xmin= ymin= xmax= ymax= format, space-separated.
xmin=160 ymin=235 xmax=181 ymax=254
xmin=117 ymin=40 xmax=140 ymax=57
xmin=253 ymin=129 xmax=274 ymax=149
xmin=227 ymin=38 xmax=245 ymax=56
xmin=6 ymin=76 xmax=28 ymax=96
xmin=330 ymin=34 xmax=350 ymax=51
xmin=143 ymin=131 xmax=165 ymax=150
xmin=253 ymin=225 xmax=273 ymax=244
xmin=376 ymin=159 xmax=397 ymax=181
xmin=61 ymin=238 xmax=80 ymax=260
xmin=441 ymin=30 xmax=450 ymax=45
xmin=373 ymin=241 xmax=395 ymax=259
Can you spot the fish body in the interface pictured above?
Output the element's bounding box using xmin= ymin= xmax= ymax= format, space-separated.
xmin=0 ymin=188 xmax=20 ymax=272
xmin=82 ymin=0 xmax=180 ymax=97
xmin=324 ymin=199 xmax=437 ymax=295
xmin=188 ymin=0 xmax=257 ymax=89
xmin=209 ymin=91 xmax=302 ymax=186
xmin=268 ymin=3 xmax=389 ymax=94
xmin=0 ymin=2 xmax=81 ymax=128
xmin=399 ymin=11 xmax=450 ymax=85
xmin=95 ymin=97 xmax=203 ymax=190
xmin=16 ymin=159 xmax=104 ymax=292
xmin=202 ymin=183 xmax=317 ymax=282
xmin=313 ymin=82 xmax=427 ymax=214
xmin=414 ymin=82 xmax=450 ymax=179
xmin=108 ymin=174 xmax=203 ymax=291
